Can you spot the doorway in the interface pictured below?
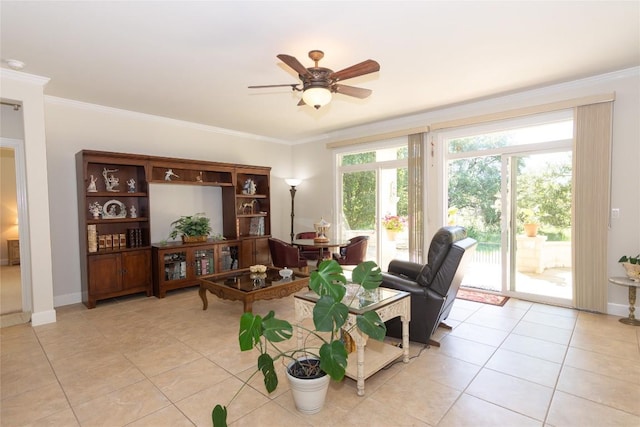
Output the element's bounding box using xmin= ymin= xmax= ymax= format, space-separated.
xmin=0 ymin=138 xmax=31 ymax=326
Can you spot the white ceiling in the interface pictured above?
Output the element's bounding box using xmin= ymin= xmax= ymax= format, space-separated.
xmin=1 ymin=1 xmax=639 ymax=143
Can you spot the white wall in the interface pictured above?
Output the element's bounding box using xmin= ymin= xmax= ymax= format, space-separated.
xmin=43 ymin=98 xmax=294 ymax=306
xmin=294 ymin=68 xmax=640 ymax=314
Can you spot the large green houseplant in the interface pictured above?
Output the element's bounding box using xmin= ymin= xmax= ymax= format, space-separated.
xmin=168 ymin=213 xmax=212 ymax=242
xmin=212 ymin=259 xmax=387 ymax=426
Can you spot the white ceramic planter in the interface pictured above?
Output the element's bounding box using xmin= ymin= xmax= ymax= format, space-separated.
xmin=286 ymin=358 xmax=330 ymax=414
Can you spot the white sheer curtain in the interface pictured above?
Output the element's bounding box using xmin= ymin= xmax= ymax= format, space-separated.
xmin=408 ymin=133 xmax=425 ymax=263
xmin=572 ymin=101 xmax=613 ymax=312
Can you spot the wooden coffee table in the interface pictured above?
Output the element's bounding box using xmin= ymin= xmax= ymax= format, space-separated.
xmin=199 ymin=267 xmax=309 ymax=313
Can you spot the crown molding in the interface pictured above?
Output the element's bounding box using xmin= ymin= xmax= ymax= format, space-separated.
xmin=0 ymin=68 xmax=50 ymax=86
xmin=323 ymin=66 xmax=639 ymax=146
xmin=43 ymin=96 xmax=291 ymax=145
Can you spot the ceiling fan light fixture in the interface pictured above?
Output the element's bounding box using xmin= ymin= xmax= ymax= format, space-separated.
xmin=302 ymin=87 xmax=332 ymax=109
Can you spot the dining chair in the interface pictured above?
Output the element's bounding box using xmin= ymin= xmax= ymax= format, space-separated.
xmin=332 ymin=235 xmax=369 ymax=265
xmin=268 ymin=238 xmax=309 ymax=273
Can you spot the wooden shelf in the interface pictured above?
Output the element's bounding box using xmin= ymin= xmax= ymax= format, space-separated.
xmin=86 ymin=192 xmax=147 ymax=197
xmin=77 ymin=149 xmax=272 ymax=307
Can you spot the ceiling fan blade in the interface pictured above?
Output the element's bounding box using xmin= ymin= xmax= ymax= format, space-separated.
xmin=331 ymin=59 xmax=380 ymax=81
xmin=297 ymin=98 xmax=306 ymax=106
xmin=277 ymin=54 xmax=312 ymax=78
xmin=333 ymin=84 xmax=372 ymax=99
xmin=248 ymin=84 xmax=300 ymax=89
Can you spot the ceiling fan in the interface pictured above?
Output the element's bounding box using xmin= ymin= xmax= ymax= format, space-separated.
xmin=248 ymin=50 xmax=380 ymax=109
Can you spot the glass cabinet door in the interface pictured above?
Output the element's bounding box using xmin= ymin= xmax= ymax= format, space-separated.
xmin=219 ymin=244 xmax=240 ymax=271
xmin=163 ymin=251 xmax=187 ymax=281
xmin=194 ymin=248 xmax=215 ymax=276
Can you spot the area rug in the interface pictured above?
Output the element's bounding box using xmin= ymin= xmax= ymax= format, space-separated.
xmin=456 ymin=289 xmax=509 ymax=306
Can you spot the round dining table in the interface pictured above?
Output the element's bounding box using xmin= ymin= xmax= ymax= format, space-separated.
xmin=292 ymin=239 xmax=349 ymax=261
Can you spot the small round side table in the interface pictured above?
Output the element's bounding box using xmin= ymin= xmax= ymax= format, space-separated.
xmin=609 ymin=276 xmax=640 ymax=326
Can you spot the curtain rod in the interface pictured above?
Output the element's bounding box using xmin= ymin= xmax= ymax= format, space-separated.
xmin=1 ymin=101 xmax=21 ymax=111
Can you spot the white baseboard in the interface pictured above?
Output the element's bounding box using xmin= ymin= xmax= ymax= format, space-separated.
xmin=31 ymin=309 xmax=56 ymax=326
xmin=607 ymin=302 xmax=630 ymax=317
xmin=54 ymin=292 xmax=82 ymax=308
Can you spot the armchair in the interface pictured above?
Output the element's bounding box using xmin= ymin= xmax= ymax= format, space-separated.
xmin=332 ymin=235 xmax=369 ymax=265
xmin=268 ymin=238 xmax=309 ymax=273
xmin=381 ymin=226 xmax=477 ymax=346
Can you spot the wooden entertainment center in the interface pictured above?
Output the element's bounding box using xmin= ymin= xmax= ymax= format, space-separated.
xmin=76 ymin=150 xmax=271 ymax=308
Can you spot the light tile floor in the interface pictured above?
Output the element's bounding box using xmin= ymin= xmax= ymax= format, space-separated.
xmin=1 ymin=288 xmax=639 ymax=426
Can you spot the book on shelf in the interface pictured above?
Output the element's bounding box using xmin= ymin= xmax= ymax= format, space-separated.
xmin=127 ymin=228 xmax=144 ymax=247
xmin=87 ymin=225 xmax=98 ymax=253
xmin=249 ymin=217 xmax=265 ymax=236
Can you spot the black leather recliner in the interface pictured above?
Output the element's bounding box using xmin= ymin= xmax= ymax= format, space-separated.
xmin=381 ymin=226 xmax=477 ymax=345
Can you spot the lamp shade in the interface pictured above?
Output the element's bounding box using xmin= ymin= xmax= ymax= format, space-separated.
xmin=285 ymin=178 xmax=302 ymax=187
xmin=302 ymin=87 xmax=332 ymax=109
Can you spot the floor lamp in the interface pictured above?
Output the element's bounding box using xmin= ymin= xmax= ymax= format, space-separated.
xmin=285 ymin=179 xmax=302 ymax=243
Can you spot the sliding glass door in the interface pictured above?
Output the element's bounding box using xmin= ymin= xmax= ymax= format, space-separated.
xmin=511 ymin=150 xmax=572 ymax=299
xmin=443 ymin=113 xmax=573 ymax=303
xmin=337 ymin=143 xmax=408 ymax=268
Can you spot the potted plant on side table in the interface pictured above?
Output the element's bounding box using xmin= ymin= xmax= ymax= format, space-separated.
xmin=168 ymin=213 xmax=212 ymax=243
xmin=212 ymin=259 xmax=387 ymax=426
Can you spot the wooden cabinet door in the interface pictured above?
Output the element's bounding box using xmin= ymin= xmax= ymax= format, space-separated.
xmin=240 ymin=238 xmax=271 ymax=267
xmin=254 ymin=237 xmax=271 ymax=265
xmin=88 ymin=253 xmax=122 ymax=294
xmin=240 ymin=239 xmax=254 ymax=268
xmin=122 ymin=250 xmax=151 ymax=291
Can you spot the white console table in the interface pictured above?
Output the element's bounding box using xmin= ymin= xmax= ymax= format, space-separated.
xmin=295 ymin=287 xmax=410 ymax=396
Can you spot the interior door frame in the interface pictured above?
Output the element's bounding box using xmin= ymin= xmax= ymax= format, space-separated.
xmin=0 ymin=137 xmax=32 ymax=313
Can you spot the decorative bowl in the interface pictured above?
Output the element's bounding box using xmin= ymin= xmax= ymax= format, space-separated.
xmin=622 ymin=262 xmax=640 ymax=282
xmin=279 ymin=268 xmax=293 ymax=279
xmin=250 ymin=264 xmax=267 ymax=274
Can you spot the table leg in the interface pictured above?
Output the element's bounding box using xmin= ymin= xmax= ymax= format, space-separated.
xmin=620 ymin=286 xmax=640 ymax=326
xmin=199 ymin=287 xmax=208 ymax=310
xmin=355 ymin=342 xmax=365 ymax=396
xmin=244 ymin=300 xmax=253 ymax=313
xmin=402 ymin=315 xmax=410 ymax=363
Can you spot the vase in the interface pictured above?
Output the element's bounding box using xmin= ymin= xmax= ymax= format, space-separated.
xmin=286 ymin=358 xmax=330 ymax=415
xmin=385 ymin=229 xmax=398 ymax=241
xmin=622 ymin=262 xmax=640 ymax=282
xmin=523 ymin=223 xmax=539 ymax=237
xmin=182 ymin=235 xmax=207 ymax=243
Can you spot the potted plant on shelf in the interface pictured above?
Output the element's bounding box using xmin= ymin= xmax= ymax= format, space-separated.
xmin=168 ymin=213 xmax=212 ymax=243
xmin=212 ymin=259 xmax=387 ymax=426
xmin=618 ymin=254 xmax=640 ymax=281
xmin=382 ymin=214 xmax=406 ymax=241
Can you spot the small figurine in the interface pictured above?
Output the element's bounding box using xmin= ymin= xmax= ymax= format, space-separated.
xmin=87 ymin=175 xmax=98 ymax=192
xmin=102 ymin=167 xmax=120 ymax=192
xmin=129 ymin=205 xmax=137 ymax=218
xmin=165 ymin=169 xmax=179 ymax=181
xmin=127 ymin=178 xmax=136 ymax=193
xmin=196 ymin=171 xmax=203 ymax=182
xmin=243 ymin=178 xmax=256 ymax=195
xmin=89 ymin=202 xmax=102 ymax=219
